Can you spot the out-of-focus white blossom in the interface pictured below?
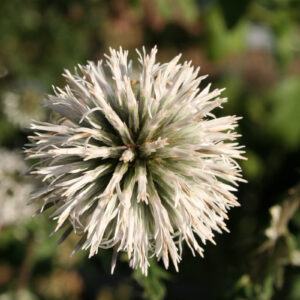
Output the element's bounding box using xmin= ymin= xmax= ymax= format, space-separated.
xmin=26 ymin=47 xmax=246 ymax=275
xmin=247 ymin=23 xmax=274 ymax=51
xmin=2 ymin=81 xmax=45 ymax=129
xmin=0 ymin=149 xmax=34 ymax=228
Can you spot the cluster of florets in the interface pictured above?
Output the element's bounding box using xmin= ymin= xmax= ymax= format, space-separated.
xmin=26 ymin=47 xmax=245 ymax=275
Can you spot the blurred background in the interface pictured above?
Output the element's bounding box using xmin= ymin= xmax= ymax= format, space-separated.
xmin=0 ymin=0 xmax=300 ymax=299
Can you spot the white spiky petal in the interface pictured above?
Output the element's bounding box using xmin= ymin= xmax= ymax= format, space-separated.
xmin=26 ymin=46 xmax=246 ymax=275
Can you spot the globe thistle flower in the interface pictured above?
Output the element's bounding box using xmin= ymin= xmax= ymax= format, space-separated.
xmin=2 ymin=80 xmax=45 ymax=129
xmin=0 ymin=149 xmax=34 ymax=228
xmin=26 ymin=47 xmax=246 ymax=275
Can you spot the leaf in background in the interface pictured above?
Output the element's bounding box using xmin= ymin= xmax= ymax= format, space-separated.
xmin=219 ymin=0 xmax=254 ymax=29
xmin=267 ymin=76 xmax=300 ymax=150
xmin=231 ymin=183 xmax=300 ymax=300
xmin=289 ymin=274 xmax=300 ymax=300
xmin=176 ymin=0 xmax=199 ymax=23
xmin=0 ymin=119 xmax=18 ymax=146
xmin=261 ymin=184 xmax=299 ymax=251
xmin=154 ymin=0 xmax=173 ymax=21
xmin=204 ymin=7 xmax=247 ymax=60
xmin=241 ymin=150 xmax=264 ymax=181
xmin=154 ymin=0 xmax=199 ymax=24
xmin=133 ymin=260 xmax=170 ymax=300
xmin=276 ymin=21 xmax=300 ymax=65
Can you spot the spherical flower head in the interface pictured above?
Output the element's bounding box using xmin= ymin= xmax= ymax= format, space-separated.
xmin=26 ymin=46 xmax=246 ymax=275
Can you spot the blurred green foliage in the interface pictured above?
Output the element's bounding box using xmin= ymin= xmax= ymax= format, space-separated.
xmin=0 ymin=0 xmax=299 ymax=299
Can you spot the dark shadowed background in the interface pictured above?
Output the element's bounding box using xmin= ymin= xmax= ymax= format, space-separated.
xmin=0 ymin=0 xmax=300 ymax=299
